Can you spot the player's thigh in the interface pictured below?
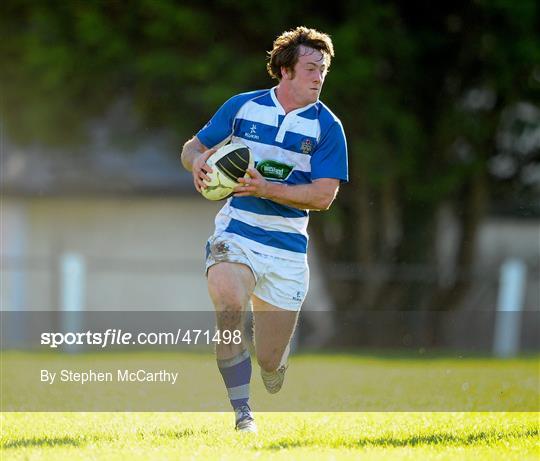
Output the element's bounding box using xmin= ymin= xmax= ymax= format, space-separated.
xmin=207 ymin=262 xmax=255 ymax=311
xmin=252 ymin=295 xmax=298 ymax=367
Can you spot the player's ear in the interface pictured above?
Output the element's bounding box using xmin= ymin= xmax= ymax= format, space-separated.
xmin=281 ymin=66 xmax=292 ymax=80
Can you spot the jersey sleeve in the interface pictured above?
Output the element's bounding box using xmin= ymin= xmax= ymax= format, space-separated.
xmin=196 ymin=94 xmax=246 ymax=148
xmin=310 ymin=121 xmax=349 ymax=182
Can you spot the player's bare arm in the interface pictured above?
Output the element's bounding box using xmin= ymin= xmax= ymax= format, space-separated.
xmin=180 ymin=136 xmax=216 ymax=192
xmin=235 ymin=168 xmax=340 ymax=211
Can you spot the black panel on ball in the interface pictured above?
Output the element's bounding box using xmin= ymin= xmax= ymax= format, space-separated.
xmin=216 ymin=148 xmax=250 ymax=181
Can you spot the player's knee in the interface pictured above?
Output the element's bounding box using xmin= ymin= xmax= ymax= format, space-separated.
xmin=257 ymin=353 xmax=280 ymax=373
xmin=216 ymin=305 xmax=243 ymax=331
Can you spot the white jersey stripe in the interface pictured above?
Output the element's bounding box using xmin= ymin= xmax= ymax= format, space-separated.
xmin=236 ymin=100 xmax=279 ymax=127
xmin=227 ymin=203 xmax=309 ymax=235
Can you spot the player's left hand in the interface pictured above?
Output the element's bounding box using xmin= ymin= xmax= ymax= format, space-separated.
xmin=234 ymin=168 xmax=268 ymax=198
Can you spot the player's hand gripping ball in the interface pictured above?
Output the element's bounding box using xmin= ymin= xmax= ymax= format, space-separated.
xmin=201 ymin=143 xmax=254 ymax=201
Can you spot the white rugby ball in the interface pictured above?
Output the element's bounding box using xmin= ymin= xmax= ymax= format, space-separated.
xmin=201 ymin=143 xmax=254 ymax=201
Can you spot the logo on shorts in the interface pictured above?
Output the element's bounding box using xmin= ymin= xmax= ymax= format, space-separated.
xmin=292 ymin=291 xmax=304 ymax=302
xmin=210 ymin=240 xmax=230 ymax=261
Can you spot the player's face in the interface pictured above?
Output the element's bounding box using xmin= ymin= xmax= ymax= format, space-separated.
xmin=286 ymin=46 xmax=328 ymax=106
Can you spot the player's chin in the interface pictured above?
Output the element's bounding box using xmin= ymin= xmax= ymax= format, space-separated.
xmin=308 ymin=89 xmax=320 ymax=100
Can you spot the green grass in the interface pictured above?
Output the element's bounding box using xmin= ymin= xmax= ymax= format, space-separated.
xmin=2 ymin=351 xmax=538 ymax=411
xmin=1 ymin=412 xmax=538 ymax=460
xmin=1 ymin=351 xmax=539 ymax=459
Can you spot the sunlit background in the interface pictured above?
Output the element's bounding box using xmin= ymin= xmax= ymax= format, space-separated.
xmin=1 ymin=1 xmax=539 ymax=355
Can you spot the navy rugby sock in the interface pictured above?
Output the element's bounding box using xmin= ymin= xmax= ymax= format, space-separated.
xmin=217 ymin=348 xmax=252 ymax=409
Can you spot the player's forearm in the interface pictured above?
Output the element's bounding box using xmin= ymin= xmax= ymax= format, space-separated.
xmin=263 ymin=181 xmax=337 ymax=211
xmin=180 ymin=138 xmax=205 ymax=172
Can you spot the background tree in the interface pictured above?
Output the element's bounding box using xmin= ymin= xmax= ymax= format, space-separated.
xmin=2 ymin=1 xmax=538 ymax=345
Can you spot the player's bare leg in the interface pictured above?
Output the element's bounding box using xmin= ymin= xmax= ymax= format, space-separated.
xmin=208 ymin=262 xmax=254 ymax=359
xmin=252 ymin=295 xmax=299 ymax=394
xmin=208 ymin=262 xmax=257 ymax=432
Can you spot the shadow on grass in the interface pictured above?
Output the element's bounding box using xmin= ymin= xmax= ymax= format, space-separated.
xmin=2 ymin=436 xmax=82 ymax=449
xmin=2 ymin=427 xmax=211 ymax=450
xmin=2 ymin=428 xmax=208 ymax=450
xmin=264 ymin=427 xmax=539 ymax=450
xmin=149 ymin=428 xmax=210 ymax=439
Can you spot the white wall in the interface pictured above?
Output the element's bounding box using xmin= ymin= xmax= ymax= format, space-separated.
xmin=1 ymin=200 xmax=29 ymax=310
xmin=475 ymin=218 xmax=540 ymax=267
xmin=2 ymin=197 xmax=222 ymax=310
xmin=475 ymin=218 xmax=540 ymax=311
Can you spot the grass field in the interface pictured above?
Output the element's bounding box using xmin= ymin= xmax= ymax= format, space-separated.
xmin=2 ymin=351 xmax=538 ymax=411
xmin=1 ymin=351 xmax=539 ymax=459
xmin=1 ymin=412 xmax=539 ymax=460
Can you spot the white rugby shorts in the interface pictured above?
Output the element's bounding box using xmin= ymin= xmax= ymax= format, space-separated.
xmin=205 ymin=234 xmax=309 ymax=311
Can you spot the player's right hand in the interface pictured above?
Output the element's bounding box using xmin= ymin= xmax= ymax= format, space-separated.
xmin=192 ymin=148 xmax=216 ymax=192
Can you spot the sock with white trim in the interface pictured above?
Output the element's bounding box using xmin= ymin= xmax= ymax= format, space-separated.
xmin=217 ymin=348 xmax=251 ymax=409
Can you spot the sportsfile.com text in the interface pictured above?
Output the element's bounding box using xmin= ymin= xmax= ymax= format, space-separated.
xmin=40 ymin=329 xmax=242 ymax=348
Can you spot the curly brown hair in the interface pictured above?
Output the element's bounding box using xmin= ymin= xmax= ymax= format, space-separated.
xmin=267 ymin=26 xmax=335 ymax=81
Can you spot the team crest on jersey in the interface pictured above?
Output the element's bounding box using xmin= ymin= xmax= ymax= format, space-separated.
xmin=301 ymin=138 xmax=313 ymax=154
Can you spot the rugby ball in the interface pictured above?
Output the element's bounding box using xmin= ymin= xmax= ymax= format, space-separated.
xmin=201 ymin=143 xmax=254 ymax=201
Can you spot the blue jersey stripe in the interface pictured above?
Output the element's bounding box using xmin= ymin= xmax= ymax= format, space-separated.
xmin=297 ymin=106 xmax=319 ymax=120
xmin=233 ymin=119 xmax=278 ymax=145
xmin=225 ymin=219 xmax=308 ymax=253
xmin=285 ymin=170 xmax=311 ymax=185
xmin=282 ymin=132 xmax=318 ymax=155
xmin=252 ymin=92 xmax=275 ymax=107
xmin=230 ymin=196 xmax=308 ymax=218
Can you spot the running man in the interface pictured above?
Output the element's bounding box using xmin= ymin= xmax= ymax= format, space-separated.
xmin=181 ymin=26 xmax=348 ymax=432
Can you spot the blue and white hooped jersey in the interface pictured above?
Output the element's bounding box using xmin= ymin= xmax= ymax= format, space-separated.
xmin=197 ymin=87 xmax=348 ymax=261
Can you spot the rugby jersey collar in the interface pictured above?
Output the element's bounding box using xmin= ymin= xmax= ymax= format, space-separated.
xmin=271 ymin=86 xmax=318 ymax=143
xmin=270 ymin=86 xmax=317 ymax=117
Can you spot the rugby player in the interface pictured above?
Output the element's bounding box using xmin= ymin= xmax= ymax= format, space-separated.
xmin=181 ymin=26 xmax=348 ymax=432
